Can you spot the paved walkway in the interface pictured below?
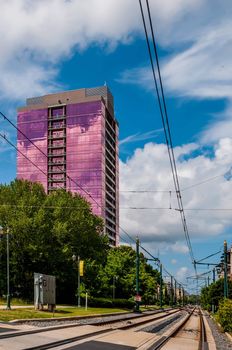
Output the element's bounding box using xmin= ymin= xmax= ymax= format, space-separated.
xmin=0 ymin=305 xmax=75 ymax=309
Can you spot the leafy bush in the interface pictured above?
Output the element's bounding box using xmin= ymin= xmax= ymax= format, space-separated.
xmin=111 ymin=298 xmax=134 ymax=309
xmin=215 ymin=299 xmax=232 ymax=332
xmin=82 ymin=296 xmax=134 ymax=309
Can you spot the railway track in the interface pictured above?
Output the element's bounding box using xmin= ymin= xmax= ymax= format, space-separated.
xmin=0 ymin=307 xmax=217 ymax=349
xmin=0 ymin=308 xmax=183 ymax=349
xmin=146 ymin=307 xmax=215 ymax=350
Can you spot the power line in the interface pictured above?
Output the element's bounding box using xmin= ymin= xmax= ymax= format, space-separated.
xmin=0 ymin=132 xmax=65 ymax=192
xmin=0 ymin=111 xmax=102 ymax=210
xmin=1 ymin=115 xmax=171 ymax=279
xmin=0 ymin=138 xmax=135 ymax=255
xmin=0 ymin=130 xmax=135 ymax=250
xmin=120 ymin=190 xmax=171 ymax=193
xmin=182 ymin=173 xmax=227 ymax=191
xmin=0 ymin=109 xmax=188 ymax=292
xmin=139 ymin=0 xmax=196 ymax=270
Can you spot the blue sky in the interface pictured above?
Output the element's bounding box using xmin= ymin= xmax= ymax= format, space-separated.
xmin=1 ymin=0 xmax=232 ymax=291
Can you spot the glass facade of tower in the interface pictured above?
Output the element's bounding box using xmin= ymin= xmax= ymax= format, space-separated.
xmin=17 ymin=87 xmax=119 ymax=246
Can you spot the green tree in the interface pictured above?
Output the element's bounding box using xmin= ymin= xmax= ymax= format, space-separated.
xmin=0 ymin=179 xmax=109 ymax=302
xmin=91 ymin=245 xmax=160 ymax=304
xmin=200 ymin=278 xmax=232 ymax=311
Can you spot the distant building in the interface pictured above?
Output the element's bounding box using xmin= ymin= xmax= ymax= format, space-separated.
xmin=217 ymin=245 xmax=232 ymax=280
xmin=17 ymin=86 xmax=119 ymax=246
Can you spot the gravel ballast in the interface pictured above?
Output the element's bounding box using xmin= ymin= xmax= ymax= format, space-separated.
xmin=205 ymin=313 xmax=232 ymax=350
xmin=139 ymin=311 xmax=186 ymax=334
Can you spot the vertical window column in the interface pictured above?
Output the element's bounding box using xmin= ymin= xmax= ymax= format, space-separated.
xmin=47 ymin=106 xmax=67 ymax=192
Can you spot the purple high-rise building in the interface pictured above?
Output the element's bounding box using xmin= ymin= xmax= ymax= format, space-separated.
xmin=17 ymin=86 xmax=119 ymax=246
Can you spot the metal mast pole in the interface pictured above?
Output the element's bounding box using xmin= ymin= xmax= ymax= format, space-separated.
xmin=135 ymin=238 xmax=140 ymax=312
xmin=224 ymin=240 xmax=228 ymax=298
xmin=212 ymin=268 xmax=216 ymax=313
xmin=171 ymin=276 xmax=173 ymax=307
xmin=174 ymin=279 xmax=176 ymax=305
xmin=77 ymin=255 xmax=81 ymax=307
xmin=160 ymin=264 xmax=163 ymax=308
xmin=6 ymin=228 xmax=11 ymax=310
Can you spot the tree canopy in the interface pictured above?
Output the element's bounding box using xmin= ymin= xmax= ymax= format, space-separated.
xmin=200 ymin=278 xmax=232 ymax=311
xmin=0 ymin=179 xmax=108 ymax=301
xmin=0 ymin=179 xmax=163 ymax=306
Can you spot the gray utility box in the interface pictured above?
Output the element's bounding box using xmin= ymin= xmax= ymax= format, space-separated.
xmin=34 ymin=273 xmax=56 ymax=311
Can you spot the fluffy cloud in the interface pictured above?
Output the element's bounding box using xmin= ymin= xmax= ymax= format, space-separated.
xmin=200 ymin=104 xmax=232 ymax=144
xmin=117 ymin=1 xmax=232 ymax=144
xmin=162 ymin=22 xmax=232 ymax=99
xmin=176 ymin=266 xmax=189 ymax=282
xmin=0 ymin=0 xmax=210 ymax=101
xmin=119 ymin=138 xmax=232 ymax=249
xmin=0 ymin=0 xmax=139 ymax=101
xmin=119 ymin=19 xmax=232 ymax=99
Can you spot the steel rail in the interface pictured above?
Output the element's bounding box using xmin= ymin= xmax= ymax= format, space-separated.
xmin=26 ymin=309 xmax=183 ymax=350
xmin=199 ymin=310 xmax=208 ymax=350
xmin=0 ymin=308 xmax=182 ymax=349
xmin=147 ymin=307 xmax=195 ymax=350
xmin=147 ymin=307 xmax=209 ymax=350
xmin=0 ymin=308 xmax=179 ymax=340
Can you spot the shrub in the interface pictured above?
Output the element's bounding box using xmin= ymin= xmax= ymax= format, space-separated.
xmin=215 ymin=299 xmax=232 ymax=332
xmin=82 ymin=296 xmax=134 ymax=309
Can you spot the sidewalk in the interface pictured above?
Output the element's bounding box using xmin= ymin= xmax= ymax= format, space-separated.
xmin=0 ymin=305 xmax=75 ymax=309
xmin=0 ymin=305 xmax=34 ymax=309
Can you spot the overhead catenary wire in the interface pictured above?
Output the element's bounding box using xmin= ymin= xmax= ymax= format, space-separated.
xmin=0 ymin=132 xmax=65 ymax=192
xmin=0 ymin=116 xmax=187 ymax=288
xmin=0 ymin=110 xmax=103 ymax=210
xmin=0 ymin=96 xmax=191 ymax=290
xmin=139 ymin=0 xmax=196 ymax=269
xmin=196 ymin=250 xmax=222 ymax=263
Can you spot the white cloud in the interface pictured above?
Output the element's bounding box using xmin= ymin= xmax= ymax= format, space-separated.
xmin=176 ymin=266 xmax=189 ymax=282
xmin=0 ymin=0 xmax=210 ymax=101
xmin=0 ymin=0 xmax=139 ymax=101
xmin=200 ymin=104 xmax=232 ymax=144
xmin=116 ymin=1 xmax=232 ymax=145
xmin=171 ymin=259 xmax=177 ymax=265
xmin=118 ymin=19 xmax=232 ymax=99
xmin=119 ymin=138 xmax=232 ymax=247
xmin=162 ymin=21 xmax=232 ymax=99
xmin=170 ymin=242 xmax=188 ymax=254
xmin=119 ymin=129 xmax=162 ymax=146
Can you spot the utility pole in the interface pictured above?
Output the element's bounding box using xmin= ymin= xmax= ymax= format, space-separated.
xmin=213 ymin=268 xmax=215 ymax=283
xmin=174 ymin=279 xmax=176 ymax=306
xmin=113 ymin=276 xmax=115 ymax=300
xmin=77 ymin=255 xmax=81 ymax=307
xmin=212 ymin=268 xmax=216 ymax=313
xmin=6 ymin=228 xmax=11 ymax=310
xmin=135 ymin=238 xmax=140 ymax=312
xmin=170 ymin=276 xmax=173 ymax=307
xmin=160 ymin=264 xmax=163 ymax=308
xmin=224 ymin=240 xmax=228 ymax=298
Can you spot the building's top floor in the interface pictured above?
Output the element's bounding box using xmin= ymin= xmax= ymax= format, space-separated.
xmin=18 ymin=86 xmax=116 ymax=120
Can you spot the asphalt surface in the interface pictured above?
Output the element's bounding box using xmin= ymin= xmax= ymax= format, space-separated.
xmin=64 ymin=341 xmax=136 ymax=349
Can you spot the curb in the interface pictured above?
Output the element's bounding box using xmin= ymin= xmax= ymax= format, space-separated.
xmin=225 ymin=332 xmax=232 ymax=343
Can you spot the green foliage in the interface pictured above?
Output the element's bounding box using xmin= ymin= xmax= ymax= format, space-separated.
xmin=215 ymin=299 xmax=232 ymax=332
xmin=89 ymin=245 xmax=160 ymax=304
xmin=0 ymin=179 xmax=108 ymax=302
xmin=85 ymin=296 xmax=134 ymax=309
xmin=200 ymin=278 xmax=232 ymax=311
xmin=0 ymin=180 xmax=162 ymax=306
